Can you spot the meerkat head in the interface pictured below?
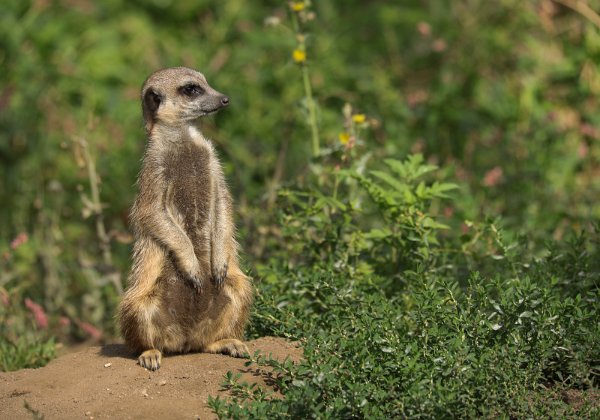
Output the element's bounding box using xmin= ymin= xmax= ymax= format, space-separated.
xmin=141 ymin=67 xmax=229 ymax=134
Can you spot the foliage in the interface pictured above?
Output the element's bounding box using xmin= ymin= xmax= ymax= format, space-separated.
xmin=0 ymin=335 xmax=56 ymax=372
xmin=216 ymin=157 xmax=599 ymax=418
xmin=273 ymin=154 xmax=456 ymax=285
xmin=0 ymin=281 xmax=56 ymax=371
xmin=1 ymin=0 xmax=599 ymax=416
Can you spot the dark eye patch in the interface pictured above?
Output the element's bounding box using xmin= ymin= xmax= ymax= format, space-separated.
xmin=179 ymin=83 xmax=204 ymax=97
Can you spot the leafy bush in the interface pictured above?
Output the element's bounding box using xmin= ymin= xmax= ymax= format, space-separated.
xmin=212 ymin=158 xmax=599 ymax=418
xmin=272 ymin=154 xmax=456 ymax=283
xmin=0 ymin=335 xmax=56 ymax=372
xmin=0 ymin=283 xmax=56 ymax=371
xmin=1 ymin=1 xmax=598 ymax=416
xmin=213 ymin=270 xmax=598 ymax=418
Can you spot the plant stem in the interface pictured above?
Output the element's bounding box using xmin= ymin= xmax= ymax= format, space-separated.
xmin=555 ymin=0 xmax=600 ymax=28
xmin=78 ymin=137 xmax=123 ymax=295
xmin=332 ymin=172 xmax=339 ymax=201
xmin=302 ymin=63 xmax=320 ymax=157
xmin=291 ymin=10 xmax=320 ymax=157
xmin=81 ymin=139 xmax=112 ymax=267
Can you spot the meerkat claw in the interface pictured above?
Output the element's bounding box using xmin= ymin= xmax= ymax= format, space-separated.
xmin=212 ymin=264 xmax=228 ymax=288
xmin=138 ymin=349 xmax=162 ymax=371
xmin=186 ymin=274 xmax=203 ymax=293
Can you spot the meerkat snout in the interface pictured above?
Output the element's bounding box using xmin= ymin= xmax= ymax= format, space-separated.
xmin=141 ymin=67 xmax=230 ymax=134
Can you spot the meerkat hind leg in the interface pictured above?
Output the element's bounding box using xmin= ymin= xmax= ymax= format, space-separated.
xmin=204 ymin=339 xmax=249 ymax=358
xmin=138 ymin=349 xmax=162 ymax=371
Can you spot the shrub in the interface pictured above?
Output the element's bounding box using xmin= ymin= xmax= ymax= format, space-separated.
xmin=212 ymin=157 xmax=599 ymax=418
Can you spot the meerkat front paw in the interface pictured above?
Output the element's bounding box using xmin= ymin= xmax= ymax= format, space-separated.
xmin=138 ymin=349 xmax=162 ymax=371
xmin=211 ymin=263 xmax=228 ymax=288
xmin=181 ymin=257 xmax=204 ymax=293
xmin=186 ymin=272 xmax=204 ymax=293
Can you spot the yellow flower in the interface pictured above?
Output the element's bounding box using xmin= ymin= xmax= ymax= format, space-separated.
xmin=338 ymin=132 xmax=350 ymax=145
xmin=293 ymin=49 xmax=306 ymax=63
xmin=290 ymin=2 xmax=305 ymax=12
xmin=352 ymin=114 xmax=366 ymax=124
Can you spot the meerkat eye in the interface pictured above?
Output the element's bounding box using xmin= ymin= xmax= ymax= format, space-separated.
xmin=180 ymin=84 xmax=204 ymax=97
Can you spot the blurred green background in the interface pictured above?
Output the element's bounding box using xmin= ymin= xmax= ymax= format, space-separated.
xmin=1 ymin=0 xmax=599 ymax=353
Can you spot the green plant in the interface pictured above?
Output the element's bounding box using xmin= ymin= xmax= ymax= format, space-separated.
xmin=0 ymin=335 xmax=55 ymax=372
xmin=0 ymin=3 xmax=598 ymax=415
xmin=289 ymin=1 xmax=321 ymax=158
xmin=217 ymin=141 xmax=598 ymax=418
xmin=270 ymin=154 xmax=456 ymax=289
xmin=215 ymin=235 xmax=599 ymax=418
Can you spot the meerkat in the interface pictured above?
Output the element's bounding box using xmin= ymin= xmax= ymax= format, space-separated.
xmin=117 ymin=67 xmax=253 ymax=371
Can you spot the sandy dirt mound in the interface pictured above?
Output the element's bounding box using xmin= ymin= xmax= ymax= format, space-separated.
xmin=0 ymin=337 xmax=301 ymax=419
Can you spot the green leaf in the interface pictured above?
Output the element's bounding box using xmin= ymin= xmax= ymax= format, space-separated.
xmin=370 ymin=170 xmax=407 ymax=192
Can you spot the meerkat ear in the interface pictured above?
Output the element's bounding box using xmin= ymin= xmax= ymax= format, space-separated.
xmin=143 ymin=89 xmax=162 ymax=115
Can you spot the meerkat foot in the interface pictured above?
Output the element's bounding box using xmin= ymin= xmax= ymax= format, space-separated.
xmin=204 ymin=339 xmax=249 ymax=358
xmin=211 ymin=263 xmax=228 ymax=288
xmin=138 ymin=349 xmax=162 ymax=371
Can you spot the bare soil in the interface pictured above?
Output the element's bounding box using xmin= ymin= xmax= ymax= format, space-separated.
xmin=0 ymin=337 xmax=301 ymax=420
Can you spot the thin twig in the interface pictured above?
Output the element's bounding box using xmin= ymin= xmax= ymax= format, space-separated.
xmin=77 ymin=136 xmax=123 ymax=295
xmin=554 ymin=0 xmax=600 ymax=28
xmin=267 ymin=135 xmax=289 ymax=209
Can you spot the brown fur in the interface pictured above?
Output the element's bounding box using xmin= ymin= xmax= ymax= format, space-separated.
xmin=117 ymin=67 xmax=253 ymax=370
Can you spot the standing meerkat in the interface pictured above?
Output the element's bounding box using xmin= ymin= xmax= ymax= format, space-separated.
xmin=118 ymin=67 xmax=253 ymax=371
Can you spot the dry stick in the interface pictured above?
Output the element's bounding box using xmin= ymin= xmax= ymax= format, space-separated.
xmin=78 ymin=137 xmax=123 ymax=295
xmin=554 ymin=0 xmax=600 ymax=28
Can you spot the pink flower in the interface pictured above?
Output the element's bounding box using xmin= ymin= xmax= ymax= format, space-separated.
xmin=77 ymin=320 xmax=103 ymax=340
xmin=578 ymin=142 xmax=589 ymax=159
xmin=482 ymin=166 xmax=504 ymax=187
xmin=580 ymin=123 xmax=599 ymax=139
xmin=407 ymin=90 xmax=429 ymax=108
xmin=10 ymin=232 xmax=28 ymax=250
xmin=417 ymin=22 xmax=431 ymax=37
xmin=0 ymin=290 xmax=9 ymax=306
xmin=59 ymin=316 xmax=71 ymax=327
xmin=24 ymin=298 xmax=48 ymax=329
xmin=432 ymin=39 xmax=447 ymax=52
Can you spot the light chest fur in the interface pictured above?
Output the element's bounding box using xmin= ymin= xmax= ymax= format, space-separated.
xmin=147 ymin=128 xmax=218 ymax=253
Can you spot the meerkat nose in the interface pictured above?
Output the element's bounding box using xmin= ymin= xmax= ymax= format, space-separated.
xmin=220 ymin=96 xmax=230 ymax=106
